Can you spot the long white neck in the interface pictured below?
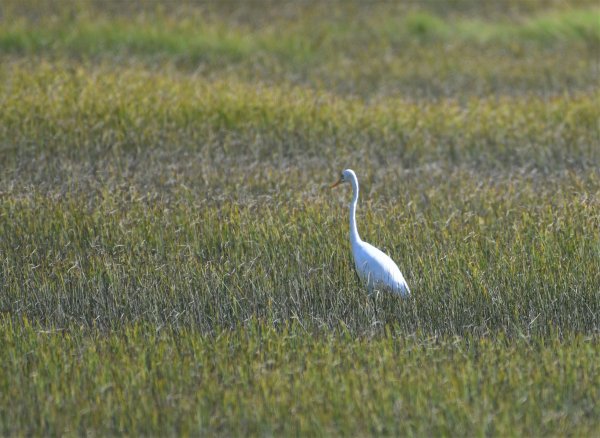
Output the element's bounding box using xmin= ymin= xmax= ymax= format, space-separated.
xmin=349 ymin=175 xmax=361 ymax=245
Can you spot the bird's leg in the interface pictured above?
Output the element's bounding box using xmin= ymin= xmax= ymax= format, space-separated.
xmin=369 ymin=289 xmax=382 ymax=327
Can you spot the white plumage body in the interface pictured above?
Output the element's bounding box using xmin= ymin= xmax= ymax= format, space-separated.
xmin=332 ymin=169 xmax=410 ymax=297
xmin=352 ymin=240 xmax=410 ymax=296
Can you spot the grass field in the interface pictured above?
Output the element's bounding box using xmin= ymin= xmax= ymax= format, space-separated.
xmin=1 ymin=0 xmax=599 ymax=435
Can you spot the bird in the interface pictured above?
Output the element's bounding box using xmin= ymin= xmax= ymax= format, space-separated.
xmin=331 ymin=169 xmax=410 ymax=297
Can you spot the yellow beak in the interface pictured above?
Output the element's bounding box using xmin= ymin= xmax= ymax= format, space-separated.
xmin=331 ymin=178 xmax=342 ymax=188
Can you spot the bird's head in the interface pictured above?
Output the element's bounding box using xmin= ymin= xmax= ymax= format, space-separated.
xmin=331 ymin=169 xmax=356 ymax=188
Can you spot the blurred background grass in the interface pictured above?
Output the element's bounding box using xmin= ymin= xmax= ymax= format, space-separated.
xmin=1 ymin=0 xmax=598 ymax=98
xmin=0 ymin=0 xmax=599 ymax=435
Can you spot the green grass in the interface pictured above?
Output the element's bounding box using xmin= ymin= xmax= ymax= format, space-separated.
xmin=2 ymin=62 xmax=597 ymax=172
xmin=2 ymin=8 xmax=599 ymax=57
xmin=1 ymin=0 xmax=599 ymax=436
xmin=1 ymin=3 xmax=598 ymax=97
xmin=1 ymin=160 xmax=599 ymax=336
xmin=1 ymin=321 xmax=598 ymax=436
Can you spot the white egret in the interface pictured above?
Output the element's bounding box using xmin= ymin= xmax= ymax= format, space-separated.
xmin=331 ymin=169 xmax=410 ymax=297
